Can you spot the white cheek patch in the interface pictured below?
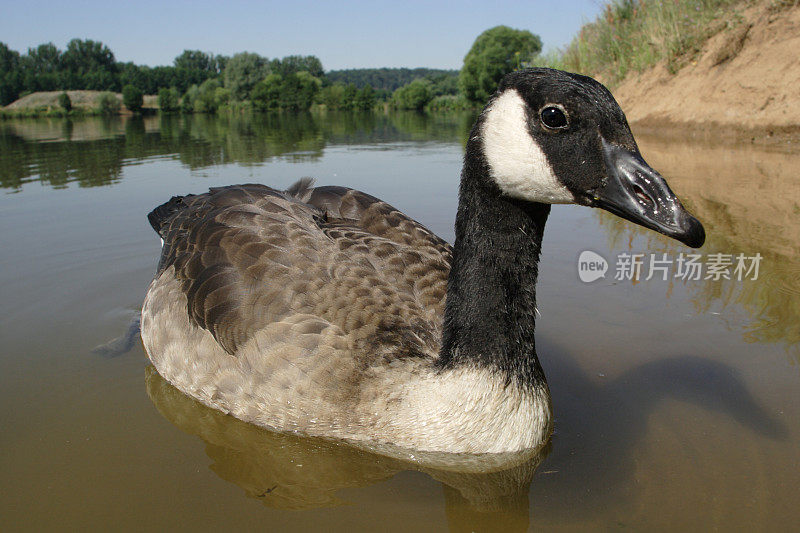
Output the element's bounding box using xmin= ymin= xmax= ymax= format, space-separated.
xmin=482 ymin=89 xmax=575 ymax=204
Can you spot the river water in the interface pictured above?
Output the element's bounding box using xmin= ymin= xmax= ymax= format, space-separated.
xmin=1 ymin=113 xmax=798 ymax=531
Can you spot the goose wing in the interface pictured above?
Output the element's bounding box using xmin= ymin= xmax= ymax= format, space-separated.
xmin=147 ymin=181 xmax=451 ymax=361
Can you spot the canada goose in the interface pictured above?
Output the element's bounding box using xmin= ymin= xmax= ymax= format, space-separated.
xmin=141 ymin=68 xmax=704 ymax=455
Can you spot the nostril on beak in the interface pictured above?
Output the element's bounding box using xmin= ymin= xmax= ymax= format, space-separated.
xmin=632 ymin=183 xmax=654 ymax=209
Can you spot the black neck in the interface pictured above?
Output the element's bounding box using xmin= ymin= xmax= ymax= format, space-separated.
xmin=437 ymin=141 xmax=550 ymax=388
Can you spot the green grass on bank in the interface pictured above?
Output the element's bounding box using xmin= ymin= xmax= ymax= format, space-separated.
xmin=535 ymin=0 xmax=747 ymax=84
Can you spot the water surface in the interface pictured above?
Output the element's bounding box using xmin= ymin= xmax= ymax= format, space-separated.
xmin=1 ymin=113 xmax=798 ymax=531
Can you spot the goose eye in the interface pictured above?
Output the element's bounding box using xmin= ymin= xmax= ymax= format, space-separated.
xmin=540 ymin=106 xmax=568 ymax=129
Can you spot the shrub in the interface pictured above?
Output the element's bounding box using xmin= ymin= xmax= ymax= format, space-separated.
xmin=251 ymin=74 xmax=283 ymax=111
xmin=58 ymin=92 xmax=72 ymax=112
xmin=319 ymin=83 xmax=345 ymax=109
xmin=355 ymin=85 xmax=376 ymax=110
xmin=192 ymin=78 xmax=221 ymax=113
xmin=158 ymin=87 xmax=180 ymax=112
xmin=391 ymin=79 xmax=433 ymax=110
xmin=213 ymin=86 xmax=231 ymax=109
xmin=181 ymin=85 xmax=198 ymax=112
xmin=279 ymin=71 xmax=321 ymax=110
xmin=97 ymin=91 xmax=120 ymax=114
xmin=122 ymin=84 xmax=143 ymax=113
xmin=340 ymin=83 xmax=358 ymax=110
xmin=252 ymin=72 xmax=321 ymax=111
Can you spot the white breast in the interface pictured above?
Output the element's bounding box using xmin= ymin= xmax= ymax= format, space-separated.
xmin=391 ymin=366 xmax=553 ymax=454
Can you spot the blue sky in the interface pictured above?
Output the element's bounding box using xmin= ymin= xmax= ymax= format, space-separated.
xmin=0 ymin=0 xmax=604 ymax=70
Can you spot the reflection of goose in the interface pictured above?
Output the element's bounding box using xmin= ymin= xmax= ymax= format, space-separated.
xmin=146 ymin=348 xmax=787 ymax=525
xmin=145 ymin=365 xmax=545 ymax=523
xmin=141 ymin=68 xmax=704 ymax=455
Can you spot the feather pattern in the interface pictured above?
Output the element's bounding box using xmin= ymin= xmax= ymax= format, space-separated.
xmin=150 ymin=182 xmax=451 ymax=357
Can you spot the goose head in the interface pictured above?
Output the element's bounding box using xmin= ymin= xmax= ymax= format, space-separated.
xmin=478 ymin=68 xmax=705 ymax=248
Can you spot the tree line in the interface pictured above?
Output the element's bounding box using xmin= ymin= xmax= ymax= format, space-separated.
xmin=327 ymin=68 xmax=458 ymax=92
xmin=1 ymin=26 xmax=543 ymax=113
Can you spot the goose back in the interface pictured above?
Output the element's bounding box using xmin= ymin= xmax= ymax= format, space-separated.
xmin=149 ymin=181 xmax=451 ymax=358
xmin=141 ymin=181 xmax=472 ymax=442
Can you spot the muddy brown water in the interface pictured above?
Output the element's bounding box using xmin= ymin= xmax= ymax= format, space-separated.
xmin=1 ymin=113 xmax=798 ymax=531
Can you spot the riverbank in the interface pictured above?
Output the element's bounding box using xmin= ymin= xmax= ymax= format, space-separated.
xmin=5 ymin=1 xmax=799 ymax=143
xmin=1 ymin=90 xmax=158 ymax=117
xmin=609 ymin=1 xmax=800 ymax=147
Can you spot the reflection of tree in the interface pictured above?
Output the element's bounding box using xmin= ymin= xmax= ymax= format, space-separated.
xmin=0 ymin=129 xmax=30 ymax=190
xmin=174 ymin=112 xmax=325 ymax=167
xmin=594 ymin=135 xmax=800 ymax=360
xmin=384 ymin=110 xmax=476 ymax=145
xmin=0 ymin=111 xmax=478 ymax=192
xmin=314 ymin=110 xmax=475 ymax=146
xmin=0 ymin=125 xmax=125 ymax=189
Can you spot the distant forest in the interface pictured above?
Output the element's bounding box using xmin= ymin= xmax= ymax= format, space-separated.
xmin=1 ymin=26 xmax=542 ymax=113
xmin=326 ymin=68 xmax=459 ymax=92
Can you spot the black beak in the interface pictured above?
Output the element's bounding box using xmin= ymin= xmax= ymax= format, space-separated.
xmin=592 ymin=139 xmax=705 ymax=248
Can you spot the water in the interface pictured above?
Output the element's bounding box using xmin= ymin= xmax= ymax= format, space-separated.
xmin=1 ymin=113 xmax=798 ymax=531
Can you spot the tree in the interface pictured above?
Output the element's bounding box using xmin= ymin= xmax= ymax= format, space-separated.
xmin=326 ymin=67 xmax=458 ymax=92
xmin=281 ymin=71 xmax=321 ymax=110
xmin=148 ymin=65 xmax=179 ymax=93
xmin=426 ymin=72 xmax=459 ymax=97
xmin=173 ymin=50 xmax=222 ymax=91
xmin=58 ymin=92 xmax=72 ymax=112
xmin=173 ymin=49 xmax=215 ymax=73
xmin=251 ymin=74 xmax=283 ymax=111
xmin=213 ymin=55 xmax=228 ymax=74
xmin=25 ymin=42 xmax=62 ymax=90
xmin=271 ymin=55 xmax=324 ymax=78
xmin=97 ymin=92 xmax=120 ymax=114
xmin=61 ymin=39 xmax=118 ymax=90
xmin=355 ymin=84 xmax=376 ymax=110
xmin=118 ymin=62 xmax=153 ymax=93
xmin=122 ymin=84 xmax=143 ymax=113
xmin=251 ymin=72 xmax=321 ymax=111
xmin=181 ymin=84 xmax=199 ymax=112
xmin=459 ymin=26 xmax=542 ymax=103
xmin=26 ymin=43 xmax=61 ymax=74
xmin=213 ymin=86 xmax=231 ymax=109
xmin=224 ymin=52 xmax=269 ymax=101
xmin=191 ymin=78 xmax=222 ymax=112
xmin=341 ymin=83 xmax=358 ymax=110
xmin=0 ymin=42 xmax=22 ymax=105
xmin=158 ymin=87 xmax=180 ymax=112
xmin=319 ymin=83 xmax=345 ymax=109
xmin=392 ymin=79 xmax=433 ymax=110
xmin=61 ymin=38 xmax=115 ymax=72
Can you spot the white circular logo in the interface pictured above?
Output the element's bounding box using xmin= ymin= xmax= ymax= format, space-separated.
xmin=578 ymin=251 xmax=608 ymax=283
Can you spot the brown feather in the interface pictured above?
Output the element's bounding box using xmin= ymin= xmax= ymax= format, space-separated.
xmin=151 ymin=182 xmax=451 ymax=359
